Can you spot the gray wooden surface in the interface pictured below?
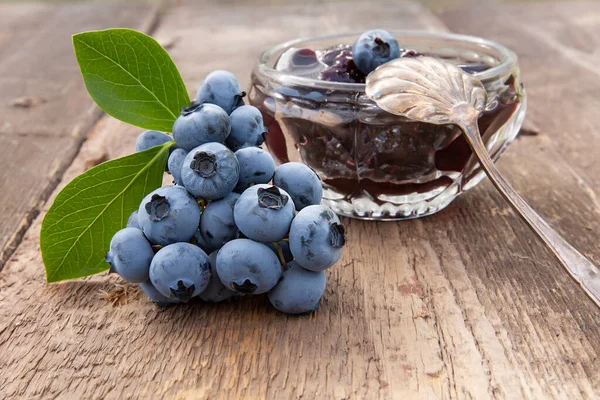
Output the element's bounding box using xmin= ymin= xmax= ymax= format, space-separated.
xmin=0 ymin=2 xmax=158 ymax=270
xmin=1 ymin=1 xmax=599 ymax=399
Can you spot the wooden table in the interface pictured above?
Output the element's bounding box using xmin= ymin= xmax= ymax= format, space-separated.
xmin=1 ymin=1 xmax=599 ymax=398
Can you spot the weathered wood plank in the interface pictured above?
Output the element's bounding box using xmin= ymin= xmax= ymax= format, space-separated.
xmin=435 ymin=4 xmax=600 ymax=397
xmin=0 ymin=3 xmax=456 ymax=399
xmin=133 ymin=2 xmax=600 ymax=396
xmin=439 ymin=1 xmax=600 ymax=197
xmin=1 ymin=1 xmax=600 ymax=399
xmin=0 ymin=135 xmax=72 ymax=274
xmin=0 ymin=2 xmax=159 ymax=136
xmin=0 ymin=3 xmax=159 ymax=270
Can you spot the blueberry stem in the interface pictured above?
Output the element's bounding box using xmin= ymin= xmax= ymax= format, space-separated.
xmin=271 ymin=241 xmax=288 ymax=270
xmin=197 ymin=198 xmax=209 ymax=210
xmin=234 ymin=91 xmax=247 ymax=100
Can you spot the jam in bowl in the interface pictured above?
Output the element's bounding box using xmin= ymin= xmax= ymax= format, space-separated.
xmin=248 ymin=31 xmax=526 ymax=220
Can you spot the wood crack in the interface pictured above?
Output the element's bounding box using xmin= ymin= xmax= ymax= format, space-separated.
xmin=440 ymin=271 xmax=497 ymax=399
xmin=406 ymin=249 xmax=456 ymax=398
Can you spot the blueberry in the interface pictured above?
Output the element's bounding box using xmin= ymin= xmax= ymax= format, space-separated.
xmin=172 ymin=101 xmax=231 ymax=151
xmin=216 ymin=239 xmax=282 ymax=294
xmin=139 ymin=280 xmax=182 ymax=306
xmin=126 ymin=210 xmax=140 ymax=229
xmin=105 ymin=227 xmax=154 ymax=283
xmin=234 ymin=184 xmax=295 ymax=242
xmin=352 ymin=29 xmax=400 ymax=75
xmin=135 ymin=130 xmax=173 ymax=152
xmin=234 ymin=147 xmax=275 ymax=191
xmin=199 ymin=251 xmax=239 ymax=302
xmin=268 ymin=261 xmax=326 ymax=314
xmin=198 ymin=192 xmax=240 ymax=252
xmin=168 ymin=148 xmax=187 ymax=186
xmin=149 ymin=242 xmax=211 ymax=301
xmin=266 ymin=240 xmax=294 ymax=264
xmin=225 ymin=105 xmax=266 ymax=151
xmin=181 ymin=142 xmax=239 ymax=200
xmin=273 ymin=162 xmax=322 ymax=211
xmin=196 ymin=70 xmax=245 ymax=115
xmin=138 ymin=185 xmax=201 ymax=246
xmin=289 ymin=205 xmax=345 ymax=271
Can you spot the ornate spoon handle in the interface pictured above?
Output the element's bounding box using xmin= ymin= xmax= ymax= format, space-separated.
xmin=366 ymin=56 xmax=600 ymax=308
xmin=460 ymin=120 xmax=600 ymax=308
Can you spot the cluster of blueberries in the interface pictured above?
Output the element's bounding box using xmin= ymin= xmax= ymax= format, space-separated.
xmin=105 ymin=71 xmax=346 ymax=314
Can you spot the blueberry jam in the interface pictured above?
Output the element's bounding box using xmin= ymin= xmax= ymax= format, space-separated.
xmin=249 ymin=44 xmax=522 ymax=206
xmin=319 ymin=49 xmax=365 ymax=83
xmin=277 ymin=44 xmax=425 ymax=84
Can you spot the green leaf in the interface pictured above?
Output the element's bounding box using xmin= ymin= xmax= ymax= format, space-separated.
xmin=73 ymin=28 xmax=189 ymax=132
xmin=41 ymin=142 xmax=173 ymax=282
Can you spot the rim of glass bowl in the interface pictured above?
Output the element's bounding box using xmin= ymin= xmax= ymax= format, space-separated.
xmin=254 ymin=30 xmax=518 ymax=91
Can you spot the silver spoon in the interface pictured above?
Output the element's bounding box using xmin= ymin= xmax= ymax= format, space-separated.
xmin=365 ymin=57 xmax=600 ymax=308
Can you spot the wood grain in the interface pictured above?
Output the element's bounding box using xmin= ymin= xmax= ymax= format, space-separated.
xmin=439 ymin=1 xmax=600 ymax=196
xmin=0 ymin=2 xmax=159 ymax=270
xmin=1 ymin=1 xmax=600 ymax=399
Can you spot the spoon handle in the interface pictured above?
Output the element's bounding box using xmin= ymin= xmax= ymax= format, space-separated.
xmin=461 ymin=120 xmax=600 ymax=308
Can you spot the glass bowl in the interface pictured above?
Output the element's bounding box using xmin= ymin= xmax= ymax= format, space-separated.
xmin=248 ymin=31 xmax=526 ymax=220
